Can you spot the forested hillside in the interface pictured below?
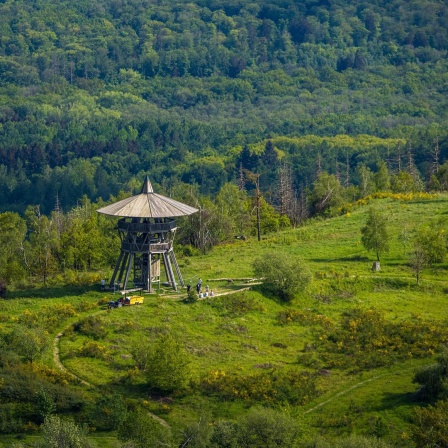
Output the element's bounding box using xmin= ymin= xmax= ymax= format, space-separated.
xmin=1 ymin=0 xmax=448 ymax=213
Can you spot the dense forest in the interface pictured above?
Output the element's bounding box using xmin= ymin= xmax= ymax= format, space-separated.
xmin=1 ymin=0 xmax=448 ymax=215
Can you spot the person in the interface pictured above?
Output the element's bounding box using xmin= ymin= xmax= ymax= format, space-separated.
xmin=196 ymin=283 xmax=201 ymax=294
xmin=210 ymin=290 xmax=214 ymax=297
xmin=101 ymin=279 xmax=106 ymax=290
xmin=187 ymin=284 xmax=191 ymax=293
xmin=205 ymin=284 xmax=209 ymax=293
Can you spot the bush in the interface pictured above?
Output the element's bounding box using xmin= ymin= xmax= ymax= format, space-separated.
xmin=73 ymin=316 xmax=107 ymax=340
xmin=117 ymin=409 xmax=172 ymax=448
xmin=412 ymin=399 xmax=448 ymax=448
xmin=252 ymin=252 xmax=311 ymax=301
xmin=237 ymin=407 xmax=301 ymax=448
xmin=0 ymin=278 xmax=7 ymax=298
xmin=314 ymin=309 xmax=448 ymax=370
xmin=78 ymin=341 xmax=108 ymax=359
xmin=144 ymin=333 xmax=191 ymax=393
xmin=183 ymin=288 xmax=198 ymax=303
xmin=5 ymin=326 xmax=49 ymax=363
xmin=307 ymin=434 xmax=393 ymax=447
xmin=413 ymin=346 xmax=448 ymax=401
xmin=211 ymin=292 xmax=264 ymax=316
xmin=90 ymin=394 xmax=128 ymax=431
xmin=36 ymin=415 xmax=93 ymax=448
xmin=201 ymin=368 xmax=317 ymax=405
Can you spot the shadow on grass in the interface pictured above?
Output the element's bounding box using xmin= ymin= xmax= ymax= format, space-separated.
xmin=309 ymin=256 xmax=370 ymax=263
xmin=376 ymin=390 xmax=422 ymax=413
xmin=5 ymin=284 xmax=102 ymax=299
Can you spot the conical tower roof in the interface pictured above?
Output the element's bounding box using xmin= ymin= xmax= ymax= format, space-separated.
xmin=96 ymin=176 xmax=198 ymax=218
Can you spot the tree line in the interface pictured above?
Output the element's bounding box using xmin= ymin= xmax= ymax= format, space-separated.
xmin=3 ymin=144 xmax=448 ymax=292
xmin=0 ymin=0 xmax=448 ymax=214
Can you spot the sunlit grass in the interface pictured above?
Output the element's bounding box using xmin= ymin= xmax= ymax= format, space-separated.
xmin=4 ymin=195 xmax=448 ymax=443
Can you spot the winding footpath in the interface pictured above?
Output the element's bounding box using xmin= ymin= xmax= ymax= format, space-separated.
xmin=303 ymin=364 xmax=435 ymax=415
xmin=53 ymin=321 xmax=170 ymax=428
xmin=54 ymin=284 xmax=424 ymax=424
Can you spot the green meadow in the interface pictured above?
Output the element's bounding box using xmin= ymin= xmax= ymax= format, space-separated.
xmin=2 ymin=194 xmax=448 ymax=446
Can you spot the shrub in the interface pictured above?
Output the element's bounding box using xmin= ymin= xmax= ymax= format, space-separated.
xmin=36 ymin=415 xmax=93 ymax=448
xmin=144 ymin=333 xmax=191 ymax=393
xmin=78 ymin=341 xmax=108 ymax=359
xmin=90 ymin=394 xmax=128 ymax=431
xmin=0 ymin=278 xmax=7 ymax=298
xmin=5 ymin=326 xmax=49 ymax=363
xmin=201 ymin=368 xmax=317 ymax=405
xmin=412 ymin=399 xmax=448 ymax=448
xmin=307 ymin=434 xmax=393 ymax=447
xmin=237 ymin=407 xmax=301 ymax=448
xmin=117 ymin=409 xmax=172 ymax=448
xmin=252 ymin=252 xmax=311 ymax=301
xmin=414 ymin=222 xmax=448 ymax=265
xmin=413 ymin=347 xmax=448 ymax=401
xmin=73 ymin=316 xmax=107 ymax=340
xmin=211 ymin=292 xmax=264 ymax=316
xmin=183 ymin=288 xmax=198 ymax=304
xmin=314 ymin=308 xmax=448 ymax=370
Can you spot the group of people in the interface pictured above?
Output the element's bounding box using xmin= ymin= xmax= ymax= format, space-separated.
xmin=187 ymin=278 xmax=215 ymax=298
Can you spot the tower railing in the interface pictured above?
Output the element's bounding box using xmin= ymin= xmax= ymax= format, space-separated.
xmin=117 ymin=220 xmax=177 ymax=233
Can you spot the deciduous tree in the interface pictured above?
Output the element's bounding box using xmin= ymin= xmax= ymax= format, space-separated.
xmin=361 ymin=208 xmax=390 ymax=262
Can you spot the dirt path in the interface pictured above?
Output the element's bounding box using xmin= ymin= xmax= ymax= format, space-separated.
xmin=53 ymin=332 xmax=91 ymax=387
xmin=303 ymin=364 xmax=433 ymax=415
xmin=53 ymin=322 xmax=170 ymax=428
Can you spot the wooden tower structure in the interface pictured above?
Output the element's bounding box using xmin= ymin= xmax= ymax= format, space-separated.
xmin=97 ymin=176 xmax=198 ymax=292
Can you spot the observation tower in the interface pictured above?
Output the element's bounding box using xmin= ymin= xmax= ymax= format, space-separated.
xmin=97 ymin=176 xmax=198 ymax=292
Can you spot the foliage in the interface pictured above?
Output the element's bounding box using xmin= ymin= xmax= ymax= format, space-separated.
xmin=5 ymin=325 xmax=49 ymax=363
xmin=35 ymin=387 xmax=56 ymax=423
xmin=142 ymin=333 xmax=191 ymax=393
xmin=307 ymin=434 xmax=393 ymax=448
xmin=412 ymin=347 xmax=448 ymax=401
xmin=200 ymin=368 xmax=317 ymax=405
xmin=77 ymin=341 xmax=108 ymax=360
xmin=0 ymin=212 xmax=26 ymax=283
xmin=253 ymin=252 xmax=311 ymax=301
xmin=311 ymin=172 xmax=346 ymax=215
xmin=311 ymin=308 xmax=448 ymax=370
xmin=117 ymin=409 xmax=172 ymax=448
xmin=360 ymin=208 xmax=390 ymax=262
xmin=184 ymin=287 xmax=199 ymax=304
xmin=90 ymin=394 xmax=127 ymax=431
xmin=209 ymin=420 xmax=240 ymax=448
xmin=0 ymin=278 xmax=7 ymax=298
xmin=277 ymin=309 xmax=333 ymax=328
xmin=413 ymin=221 xmax=448 ymax=265
xmin=408 ymin=241 xmax=428 ymax=285
xmin=35 ymin=415 xmax=93 ymax=448
xmin=0 ymin=0 xmax=447 ymax=220
xmin=178 ymin=414 xmax=213 ymax=448
xmin=209 ymin=292 xmax=264 ymax=316
xmin=19 ymin=304 xmax=77 ymax=331
xmin=411 ymin=399 xmax=448 ymax=448
xmin=236 ymin=406 xmax=301 ymax=448
xmin=73 ymin=315 xmax=107 ymax=340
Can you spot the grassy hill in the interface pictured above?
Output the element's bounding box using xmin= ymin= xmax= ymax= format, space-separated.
xmin=2 ymin=194 xmax=448 ymax=446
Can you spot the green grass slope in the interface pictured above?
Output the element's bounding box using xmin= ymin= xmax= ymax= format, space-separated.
xmin=3 ymin=194 xmax=448 ymax=446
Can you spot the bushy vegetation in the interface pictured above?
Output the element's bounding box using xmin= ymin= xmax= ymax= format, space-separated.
xmin=253 ymin=252 xmax=312 ymax=301
xmin=1 ymin=196 xmax=448 ymax=446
